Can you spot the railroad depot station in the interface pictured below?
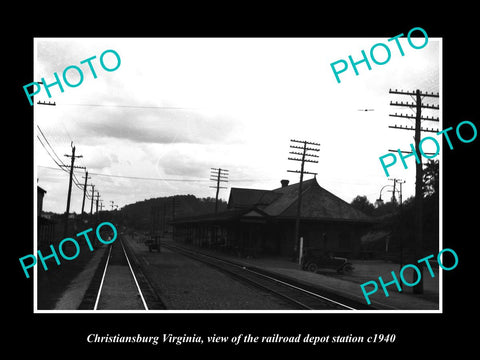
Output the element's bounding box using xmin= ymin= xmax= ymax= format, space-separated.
xmin=171 ymin=178 xmax=375 ymax=258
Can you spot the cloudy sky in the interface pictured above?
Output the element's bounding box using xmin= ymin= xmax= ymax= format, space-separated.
xmin=33 ymin=37 xmax=441 ymax=214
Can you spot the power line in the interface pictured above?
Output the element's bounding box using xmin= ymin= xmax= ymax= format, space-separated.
xmin=39 ymin=165 xmax=209 ymax=183
xmin=86 ymin=171 xmax=211 ymax=182
xmin=36 ymin=135 xmax=66 ymax=170
xmin=59 ymin=103 xmax=200 ymax=110
xmin=36 ymin=124 xmax=95 ymax=212
xmin=36 ymin=128 xmax=89 ymax=196
xmin=36 ymin=125 xmax=66 ymax=167
xmin=35 ymin=126 xmax=269 ymax=186
xmin=37 ymin=165 xmax=269 ymax=183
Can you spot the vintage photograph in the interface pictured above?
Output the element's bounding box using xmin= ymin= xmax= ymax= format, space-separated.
xmin=31 ymin=36 xmax=441 ymax=312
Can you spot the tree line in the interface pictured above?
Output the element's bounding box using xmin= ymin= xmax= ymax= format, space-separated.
xmin=350 ymin=160 xmax=439 ymax=257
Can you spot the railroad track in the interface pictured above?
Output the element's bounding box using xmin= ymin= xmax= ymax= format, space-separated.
xmin=163 ymin=243 xmax=368 ymax=311
xmin=79 ymin=238 xmax=165 ymax=311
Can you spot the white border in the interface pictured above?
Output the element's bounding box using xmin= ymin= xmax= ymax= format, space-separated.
xmin=33 ymin=38 xmax=39 ymax=313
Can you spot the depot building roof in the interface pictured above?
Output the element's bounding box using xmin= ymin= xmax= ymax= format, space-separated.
xmin=172 ymin=177 xmax=373 ymax=225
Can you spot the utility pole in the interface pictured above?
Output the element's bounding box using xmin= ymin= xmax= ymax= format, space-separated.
xmin=389 ymin=88 xmax=439 ymax=294
xmin=210 ymin=168 xmax=229 ymax=214
xmin=63 ymin=142 xmax=84 ymax=236
xmin=95 ymin=192 xmax=100 ymax=213
xmin=388 ymin=178 xmax=397 ymax=203
xmin=37 ymin=101 xmax=56 ymax=106
xmin=397 ymin=179 xmax=405 ymax=206
xmin=287 ymin=139 xmax=320 ymax=264
xmin=90 ymin=184 xmax=95 ymax=215
xmin=388 ymin=177 xmax=405 ymax=283
xmin=81 ymin=171 xmax=91 ymax=215
xmin=109 ymin=199 xmax=118 ymax=215
xmin=210 ymin=168 xmax=228 ymax=247
xmin=31 ymin=82 xmax=56 ymax=107
xmin=397 ymin=178 xmax=406 ymax=279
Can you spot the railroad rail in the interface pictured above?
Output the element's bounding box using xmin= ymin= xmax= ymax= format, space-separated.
xmin=79 ymin=238 xmax=165 ymax=311
xmin=163 ymin=243 xmax=369 ymax=311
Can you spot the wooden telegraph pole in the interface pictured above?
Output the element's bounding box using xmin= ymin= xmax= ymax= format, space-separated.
xmin=388 ymin=89 xmax=439 ymax=294
xmin=63 ymin=142 xmax=84 ymax=236
xmin=287 ymin=139 xmax=320 ymax=264
xmin=210 ymin=168 xmax=229 ymax=214
xmin=90 ymin=184 xmax=95 ymax=215
xmin=81 ymin=171 xmax=91 ymax=215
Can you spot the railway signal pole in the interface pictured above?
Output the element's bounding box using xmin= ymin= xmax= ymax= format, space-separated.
xmin=389 ymin=88 xmax=439 ymax=294
xmin=287 ymin=139 xmax=320 ymax=264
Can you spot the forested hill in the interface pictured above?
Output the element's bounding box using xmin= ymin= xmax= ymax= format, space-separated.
xmin=120 ymin=194 xmax=227 ymax=230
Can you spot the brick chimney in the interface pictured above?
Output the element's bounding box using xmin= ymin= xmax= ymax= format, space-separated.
xmin=280 ymin=179 xmax=290 ymax=188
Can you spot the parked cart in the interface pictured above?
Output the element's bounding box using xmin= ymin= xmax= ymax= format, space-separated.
xmin=145 ymin=235 xmax=161 ymax=252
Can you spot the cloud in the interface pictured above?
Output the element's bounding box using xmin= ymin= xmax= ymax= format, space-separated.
xmin=68 ymin=106 xmax=237 ymax=145
xmin=34 ymin=37 xmax=440 ymax=214
xmin=82 ymin=148 xmax=117 ymax=171
xmin=150 ymin=143 xmax=221 ymax=178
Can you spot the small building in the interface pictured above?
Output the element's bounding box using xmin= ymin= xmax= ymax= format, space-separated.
xmin=172 ymin=177 xmax=374 ymax=258
xmin=37 ymin=186 xmax=55 ymax=246
xmin=37 ymin=186 xmax=47 ymax=215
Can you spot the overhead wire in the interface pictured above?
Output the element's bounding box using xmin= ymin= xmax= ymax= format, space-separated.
xmin=58 ymin=103 xmax=201 ymax=111
xmin=38 ymin=165 xmax=273 ymax=183
xmin=36 ymin=125 xmax=93 ymax=200
xmin=36 ymin=135 xmax=66 ymax=170
xmin=36 ymin=125 xmax=67 ymax=167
